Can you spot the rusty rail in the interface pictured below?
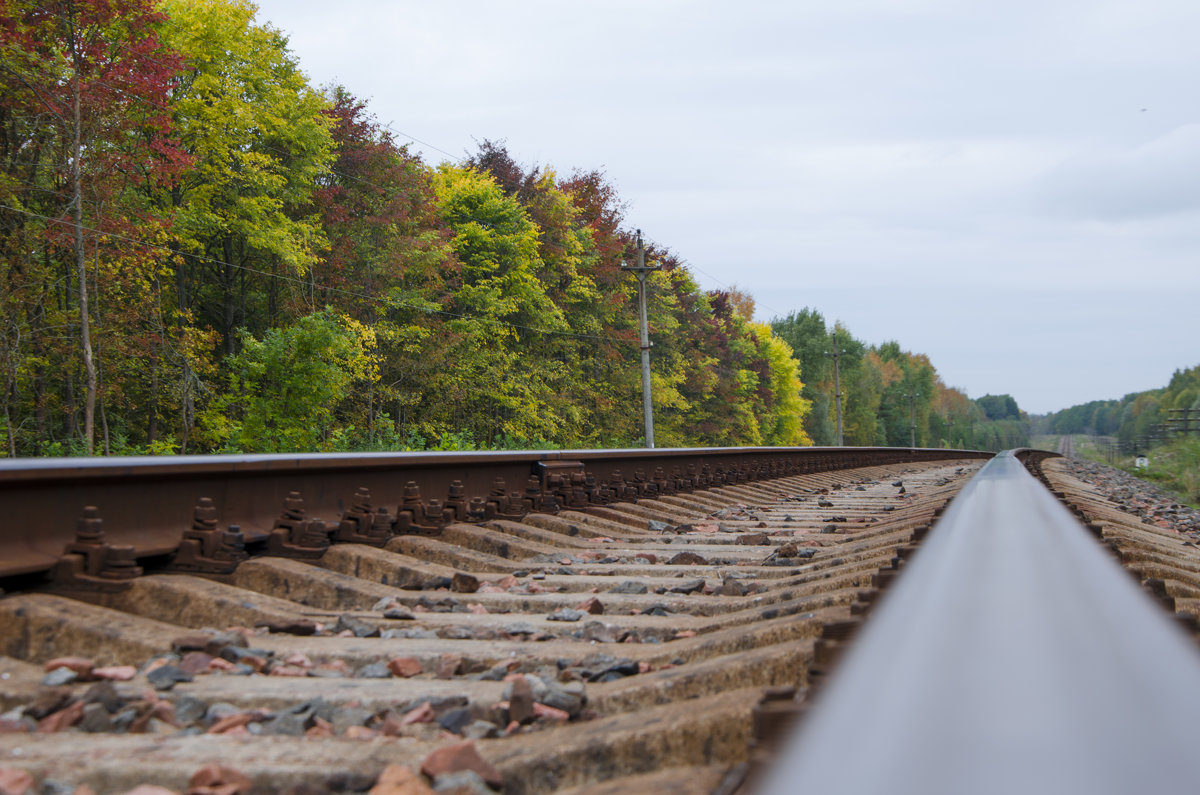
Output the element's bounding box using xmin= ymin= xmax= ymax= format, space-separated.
xmin=0 ymin=447 xmax=991 ymax=582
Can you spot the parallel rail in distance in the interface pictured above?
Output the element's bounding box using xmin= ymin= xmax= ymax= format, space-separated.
xmin=757 ymin=450 xmax=1200 ymax=794
xmin=0 ymin=446 xmax=992 ymax=579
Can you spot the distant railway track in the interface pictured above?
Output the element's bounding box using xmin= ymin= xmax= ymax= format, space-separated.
xmin=1057 ymin=434 xmax=1077 ymax=457
xmin=1 ymin=446 xmax=1198 ymax=794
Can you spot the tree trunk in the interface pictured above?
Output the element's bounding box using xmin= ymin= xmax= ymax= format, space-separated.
xmin=222 ymin=238 xmax=236 ymax=355
xmin=71 ymin=48 xmax=96 ymax=455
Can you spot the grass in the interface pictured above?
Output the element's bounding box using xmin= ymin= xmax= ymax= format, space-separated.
xmin=1031 ymin=433 xmax=1199 ymax=509
xmin=1133 ymin=437 xmax=1200 ymax=509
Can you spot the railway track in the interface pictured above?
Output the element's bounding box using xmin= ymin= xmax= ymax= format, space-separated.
xmin=0 ymin=447 xmax=1197 ymax=794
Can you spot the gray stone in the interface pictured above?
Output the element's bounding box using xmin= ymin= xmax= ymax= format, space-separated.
xmin=335 ymin=614 xmax=379 ymax=637
xmin=79 ymin=702 xmax=112 ymax=733
xmin=581 ymin=621 xmax=621 ymax=643
xmin=609 ymin=580 xmax=648 ymax=595
xmin=439 ymin=626 xmax=477 ymax=640
xmin=172 ymin=695 xmax=208 ymax=725
xmin=437 ymin=707 xmax=474 ymax=734
xmin=39 ymin=780 xmax=77 ymax=795
xmin=462 ymin=720 xmax=499 ymax=740
xmin=547 ymin=608 xmax=586 ymax=622
xmin=40 ymin=667 xmax=78 ymax=687
xmin=331 ymin=707 xmax=373 ymax=735
xmin=110 ymin=706 xmax=138 ymax=732
xmin=383 ymin=606 xmax=416 ymax=620
xmin=523 ymin=674 xmax=550 ymax=702
xmin=381 ymin=627 xmax=439 ymax=640
xmin=647 ymin=520 xmax=671 ymax=533
xmin=81 ymin=681 xmax=122 ymax=713
xmin=668 ymin=578 xmax=705 ymax=594
xmin=357 ymin=662 xmax=392 ymax=679
xmin=265 ymin=710 xmax=310 ymax=736
xmin=478 ymin=665 xmax=509 ymax=681
xmin=220 ymin=645 xmax=271 ymax=663
xmin=540 ymin=687 xmax=582 ymax=717
xmin=501 ymin=622 xmax=538 ymax=636
xmin=147 ymin=664 xmax=193 ymax=691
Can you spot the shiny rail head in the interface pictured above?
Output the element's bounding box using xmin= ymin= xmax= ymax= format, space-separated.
xmin=758 ymin=451 xmax=1200 ymax=795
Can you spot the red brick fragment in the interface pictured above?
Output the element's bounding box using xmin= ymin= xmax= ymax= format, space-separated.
xmin=0 ymin=766 xmax=35 ymax=795
xmin=91 ymin=665 xmax=137 ymax=681
xmin=178 ymin=652 xmax=214 ymax=675
xmin=206 ymin=712 xmax=255 ymax=734
xmin=36 ymin=700 xmax=84 ymax=733
xmin=187 ymin=763 xmax=252 ymax=795
xmin=387 ymin=657 xmax=423 ymax=678
xmin=532 ymin=702 xmax=569 ymax=722
xmin=44 ymin=657 xmax=94 ymax=679
xmin=575 ymin=596 xmax=604 ymax=615
xmin=306 ymin=717 xmax=334 ymax=737
xmin=400 ymin=702 xmax=435 ymax=725
xmin=435 ymin=653 xmax=462 ymax=679
xmin=284 ymin=652 xmax=313 ymax=668
xmin=420 ymin=740 xmax=503 ymax=788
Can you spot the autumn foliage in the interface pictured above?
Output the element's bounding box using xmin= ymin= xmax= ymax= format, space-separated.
xmin=0 ymin=0 xmax=1014 ymax=455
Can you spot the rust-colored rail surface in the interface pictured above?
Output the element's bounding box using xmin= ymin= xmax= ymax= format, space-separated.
xmin=1 ymin=446 xmax=1196 ymax=794
xmin=0 ymin=446 xmax=981 ymax=580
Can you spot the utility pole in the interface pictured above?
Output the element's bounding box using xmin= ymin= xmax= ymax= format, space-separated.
xmin=622 ymin=230 xmax=661 ymax=448
xmin=908 ymin=387 xmax=919 ymax=448
xmin=824 ymin=333 xmax=844 ymax=446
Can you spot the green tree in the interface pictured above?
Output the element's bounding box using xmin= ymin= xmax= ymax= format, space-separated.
xmin=160 ymin=0 xmax=333 ymax=349
xmin=199 ymin=309 xmax=377 ymax=452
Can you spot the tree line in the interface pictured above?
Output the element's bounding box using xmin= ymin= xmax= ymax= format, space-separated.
xmin=771 ymin=309 xmax=1029 ymax=450
xmin=1036 ymin=364 xmax=1200 ymax=448
xmin=0 ymin=0 xmax=1025 ymax=456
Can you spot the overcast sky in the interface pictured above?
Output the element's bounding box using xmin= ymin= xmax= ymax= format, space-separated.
xmin=251 ymin=0 xmax=1199 ymax=415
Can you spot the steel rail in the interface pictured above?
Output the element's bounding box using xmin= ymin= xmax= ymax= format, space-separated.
xmin=0 ymin=446 xmax=989 ymax=580
xmin=758 ymin=450 xmax=1200 ymax=795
